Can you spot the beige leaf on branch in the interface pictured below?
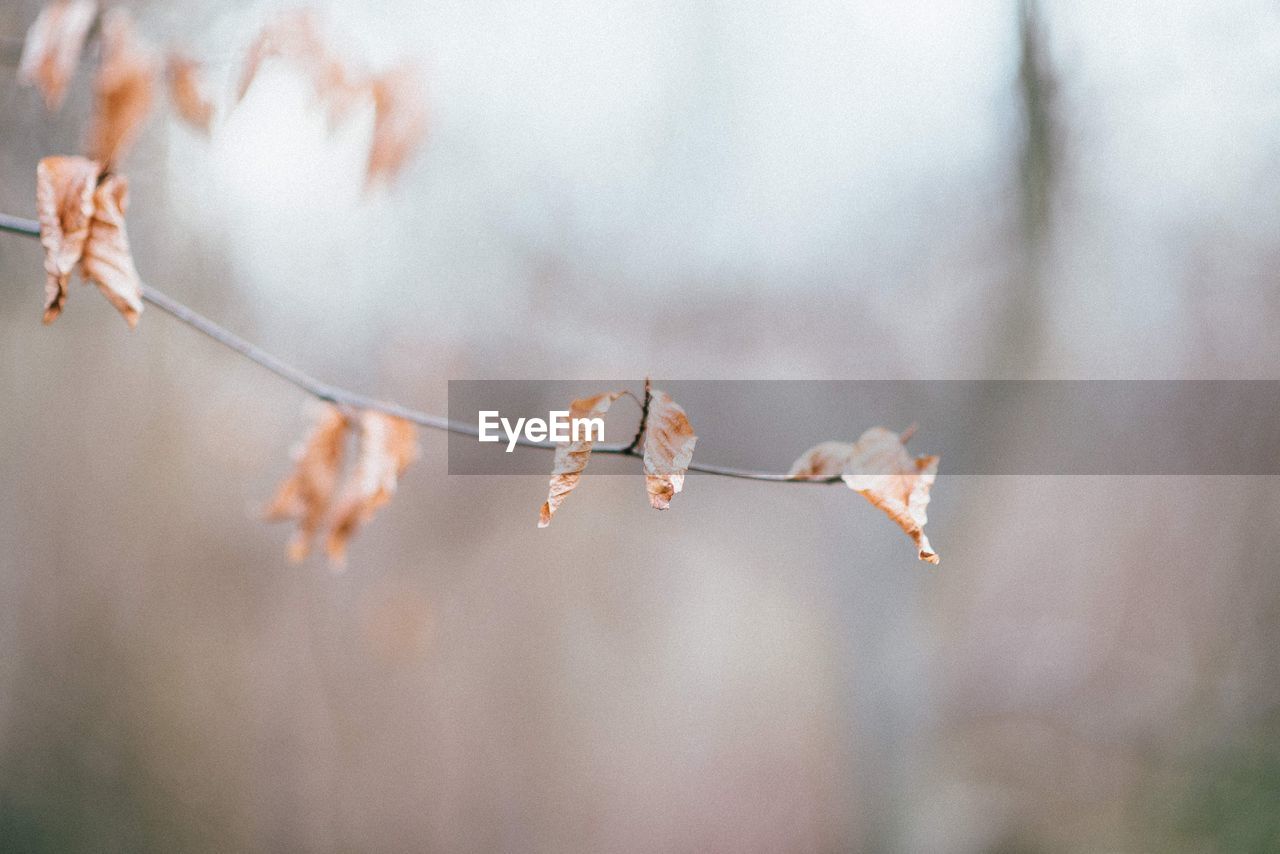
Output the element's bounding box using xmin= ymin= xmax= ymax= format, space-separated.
xmin=788 ymin=427 xmax=940 ymax=564
xmin=642 ymin=388 xmax=697 ymax=510
xmin=166 ymin=53 xmax=214 ymax=133
xmin=265 ymin=404 xmax=351 ymax=562
xmin=36 ymin=155 xmax=100 ymax=324
xmin=786 ymin=441 xmax=854 ymax=481
xmin=79 ymin=174 xmax=144 ymax=327
xmin=325 ymin=412 xmax=420 ymax=567
xmin=18 ymin=0 xmax=98 ymax=112
xmin=365 ymin=63 xmax=428 ymax=189
xmin=538 ymin=391 xmax=622 ymax=528
xmin=86 ymin=9 xmax=157 ymax=169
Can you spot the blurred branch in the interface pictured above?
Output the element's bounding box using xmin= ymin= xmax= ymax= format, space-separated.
xmin=0 ymin=213 xmax=845 ymax=484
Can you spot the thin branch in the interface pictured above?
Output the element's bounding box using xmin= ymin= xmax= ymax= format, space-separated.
xmin=1 ymin=212 xmax=843 ymax=483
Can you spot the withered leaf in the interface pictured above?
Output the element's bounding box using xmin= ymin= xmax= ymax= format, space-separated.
xmin=86 ymin=9 xmax=157 ymax=170
xmin=19 ymin=0 xmax=98 ymax=112
xmin=80 ymin=173 xmax=144 ymax=327
xmin=538 ymin=391 xmax=622 ymax=528
xmin=365 ymin=63 xmax=428 ymax=189
xmin=642 ymin=388 xmax=697 ymax=510
xmin=788 ymin=427 xmax=940 ymax=564
xmin=36 ymin=155 xmax=100 ymax=324
xmin=325 ymin=411 xmax=419 ymax=567
xmin=235 ymin=8 xmax=326 ymax=102
xmin=236 ymin=8 xmax=367 ymax=127
xmin=166 ymin=53 xmax=214 ymax=134
xmin=265 ymin=404 xmax=351 ymax=562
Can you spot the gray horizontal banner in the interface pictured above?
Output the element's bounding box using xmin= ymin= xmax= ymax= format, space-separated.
xmin=446 ymin=380 xmax=1280 ymax=475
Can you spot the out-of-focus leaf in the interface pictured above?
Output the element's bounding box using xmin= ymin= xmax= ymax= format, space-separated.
xmin=789 ymin=427 xmax=940 ymax=564
xmin=265 ymin=404 xmax=351 ymax=562
xmin=36 ymin=155 xmax=99 ymax=324
xmin=235 ymin=8 xmax=326 ymax=102
xmin=538 ymin=391 xmax=622 ymax=527
xmin=236 ymin=8 xmax=367 ymax=128
xmin=19 ymin=0 xmax=98 ymax=111
xmin=642 ymin=388 xmax=697 ymax=510
xmin=365 ymin=63 xmax=428 ymax=189
xmin=166 ymin=53 xmax=214 ymax=134
xmin=325 ymin=411 xmax=419 ymax=567
xmin=86 ymin=9 xmax=157 ymax=169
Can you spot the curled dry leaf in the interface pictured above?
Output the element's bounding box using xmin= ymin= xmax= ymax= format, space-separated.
xmin=80 ymin=174 xmax=144 ymax=327
xmin=538 ymin=391 xmax=622 ymax=528
xmin=86 ymin=9 xmax=157 ymax=169
xmin=166 ymin=53 xmax=214 ymax=133
xmin=642 ymin=388 xmax=697 ymax=510
xmin=265 ymin=404 xmax=351 ymax=562
xmin=19 ymin=0 xmax=98 ymax=111
xmin=36 ymin=155 xmax=100 ymax=324
xmin=365 ymin=63 xmax=428 ymax=189
xmin=789 ymin=427 xmax=940 ymax=564
xmin=325 ymin=412 xmax=419 ymax=567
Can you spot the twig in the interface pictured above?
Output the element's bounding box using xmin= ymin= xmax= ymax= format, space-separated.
xmin=1 ymin=212 xmax=845 ymax=483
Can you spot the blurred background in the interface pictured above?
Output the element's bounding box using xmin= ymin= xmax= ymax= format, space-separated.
xmin=2 ymin=0 xmax=1280 ymax=851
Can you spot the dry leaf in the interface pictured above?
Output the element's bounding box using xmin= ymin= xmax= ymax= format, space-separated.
xmin=80 ymin=173 xmax=144 ymax=327
xmin=166 ymin=53 xmax=214 ymax=133
xmin=789 ymin=427 xmax=940 ymax=564
xmin=86 ymin=9 xmax=157 ymax=169
xmin=19 ymin=0 xmax=98 ymax=111
xmin=265 ymin=404 xmax=351 ymax=562
xmin=365 ymin=63 xmax=428 ymax=189
xmin=538 ymin=391 xmax=622 ymax=527
xmin=36 ymin=155 xmax=100 ymax=324
xmin=235 ymin=8 xmax=325 ymax=102
xmin=642 ymin=388 xmax=697 ymax=510
xmin=325 ymin=411 xmax=419 ymax=566
xmin=236 ymin=8 xmax=366 ymax=127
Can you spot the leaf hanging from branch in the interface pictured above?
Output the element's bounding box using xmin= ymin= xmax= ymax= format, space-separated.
xmin=166 ymin=53 xmax=214 ymax=134
xmin=36 ymin=155 xmax=100 ymax=324
xmin=642 ymin=386 xmax=697 ymax=510
xmin=265 ymin=404 xmax=351 ymax=562
xmin=538 ymin=391 xmax=622 ymax=528
xmin=325 ymin=411 xmax=420 ymax=567
xmin=86 ymin=9 xmax=158 ymax=170
xmin=80 ymin=174 xmax=144 ymax=327
xmin=789 ymin=427 xmax=940 ymax=564
xmin=366 ymin=63 xmax=428 ymax=189
xmin=19 ymin=0 xmax=98 ymax=112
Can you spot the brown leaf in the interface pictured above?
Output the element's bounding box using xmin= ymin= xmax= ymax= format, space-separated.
xmin=365 ymin=63 xmax=428 ymax=189
xmin=166 ymin=53 xmax=214 ymax=134
xmin=538 ymin=391 xmax=622 ymax=527
xmin=788 ymin=427 xmax=940 ymax=564
xmin=265 ymin=404 xmax=351 ymax=562
xmin=235 ymin=8 xmax=367 ymax=127
xmin=18 ymin=0 xmax=98 ymax=112
xmin=79 ymin=173 xmax=144 ymax=327
xmin=642 ymin=388 xmax=697 ymax=510
xmin=235 ymin=8 xmax=326 ymax=102
xmin=36 ymin=155 xmax=100 ymax=324
xmin=86 ymin=9 xmax=157 ymax=170
xmin=325 ymin=412 xmax=419 ymax=567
